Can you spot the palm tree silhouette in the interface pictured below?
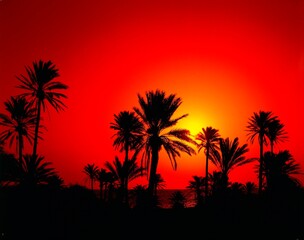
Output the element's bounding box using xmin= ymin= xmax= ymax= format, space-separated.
xmin=208 ymin=171 xmax=226 ymax=197
xmin=195 ymin=126 xmax=220 ymax=198
xmin=169 ymin=190 xmax=187 ymax=209
xmin=0 ymin=96 xmax=36 ymax=163
xmin=246 ymin=110 xmax=276 ymax=195
xmin=0 ymin=145 xmax=19 ymax=186
xmin=244 ymin=181 xmax=257 ymax=195
xmin=110 ymin=111 xmax=144 ymax=162
xmin=267 ymin=118 xmax=287 ymax=154
xmin=97 ymin=168 xmax=108 ymax=202
xmin=154 ymin=173 xmax=166 ymax=193
xmin=131 ymin=184 xmax=147 ymax=208
xmin=262 ymin=150 xmax=302 ymax=192
xmin=187 ymin=175 xmax=204 ymax=206
xmin=133 ymin=89 xmax=196 ymax=199
xmin=16 ymin=60 xmax=68 ymax=157
xmin=209 ymin=137 xmax=254 ymax=190
xmin=110 ymin=110 xmax=144 ymax=205
xmin=83 ymin=163 xmax=99 ymax=191
xmin=19 ymin=154 xmax=58 ymax=187
xmin=104 ymin=152 xmax=144 ymax=206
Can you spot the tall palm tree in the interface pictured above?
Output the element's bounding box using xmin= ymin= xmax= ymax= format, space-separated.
xmin=133 ymin=89 xmax=196 ymax=198
xmin=209 ymin=137 xmax=254 ymax=189
xmin=0 ymin=96 xmax=36 ymax=163
xmin=16 ymin=60 xmax=68 ymax=157
xmin=195 ymin=126 xmax=220 ymax=198
xmin=83 ymin=163 xmax=99 ymax=191
xmin=110 ymin=110 xmax=144 ymax=162
xmin=267 ymin=118 xmax=287 ymax=154
xmin=104 ymin=152 xmax=144 ymax=205
xmin=246 ymin=110 xmax=276 ymax=195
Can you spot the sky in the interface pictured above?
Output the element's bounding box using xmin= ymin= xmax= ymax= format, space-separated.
xmin=0 ymin=0 xmax=303 ymax=189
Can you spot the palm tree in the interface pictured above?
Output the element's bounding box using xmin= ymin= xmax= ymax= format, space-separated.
xmin=102 ymin=171 xmax=117 ymax=203
xmin=169 ymin=190 xmax=187 ymax=209
xmin=104 ymin=152 xmax=145 ymax=206
xmin=97 ymin=168 xmax=108 ymax=202
xmin=244 ymin=181 xmax=257 ymax=195
xmin=267 ymin=118 xmax=287 ymax=154
xmin=110 ymin=110 xmax=144 ymax=162
xmin=110 ymin=110 xmax=144 ymax=205
xmin=195 ymin=126 xmax=220 ymax=198
xmin=154 ymin=173 xmax=166 ymax=194
xmin=83 ymin=163 xmax=99 ymax=191
xmin=19 ymin=154 xmax=58 ymax=187
xmin=133 ymin=89 xmax=196 ymax=198
xmin=208 ymin=171 xmax=226 ymax=197
xmin=0 ymin=147 xmax=20 ymax=186
xmin=16 ymin=60 xmax=68 ymax=157
xmin=0 ymin=96 xmax=36 ymax=163
xmin=262 ymin=150 xmax=302 ymax=192
xmin=209 ymin=137 xmax=254 ymax=189
xmin=187 ymin=175 xmax=204 ymax=206
xmin=246 ymin=110 xmax=276 ymax=195
xmin=131 ymin=184 xmax=147 ymax=208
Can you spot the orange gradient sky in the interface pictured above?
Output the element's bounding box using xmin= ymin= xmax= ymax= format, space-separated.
xmin=0 ymin=0 xmax=303 ymax=189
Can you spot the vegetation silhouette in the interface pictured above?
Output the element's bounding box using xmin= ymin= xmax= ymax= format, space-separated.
xmin=195 ymin=126 xmax=220 ymax=198
xmin=1 ymin=71 xmax=303 ymax=240
xmin=104 ymin=152 xmax=145 ymax=206
xmin=187 ymin=175 xmax=204 ymax=206
xmin=83 ymin=163 xmax=99 ymax=191
xmin=246 ymin=110 xmax=281 ymax=195
xmin=110 ymin=110 xmax=144 ymax=205
xmin=209 ymin=137 xmax=255 ymax=191
xmin=262 ymin=150 xmax=302 ymax=193
xmin=133 ymin=89 xmax=196 ymax=201
xmin=168 ymin=190 xmax=187 ymax=209
xmin=16 ymin=60 xmax=68 ymax=157
xmin=0 ymin=96 xmax=36 ymax=164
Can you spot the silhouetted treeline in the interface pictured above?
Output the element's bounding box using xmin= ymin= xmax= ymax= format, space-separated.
xmin=1 ymin=61 xmax=303 ymax=239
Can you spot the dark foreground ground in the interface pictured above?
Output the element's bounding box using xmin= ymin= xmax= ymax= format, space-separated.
xmin=1 ymin=187 xmax=303 ymax=240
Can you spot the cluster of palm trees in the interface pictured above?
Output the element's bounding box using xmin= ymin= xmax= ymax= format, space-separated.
xmin=1 ymin=60 xmax=301 ymax=209
xmin=82 ymin=90 xmax=302 ymax=208
xmin=0 ymin=60 xmax=68 ymax=188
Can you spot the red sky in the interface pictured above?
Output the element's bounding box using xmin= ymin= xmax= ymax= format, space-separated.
xmin=0 ymin=0 xmax=303 ymax=189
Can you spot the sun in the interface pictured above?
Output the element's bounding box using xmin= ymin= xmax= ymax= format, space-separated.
xmin=176 ymin=111 xmax=207 ymax=138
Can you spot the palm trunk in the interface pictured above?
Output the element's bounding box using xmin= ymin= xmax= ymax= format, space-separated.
xmin=18 ymin=131 xmax=23 ymax=165
xmin=270 ymin=141 xmax=274 ymax=155
xmin=205 ymin=148 xmax=209 ymax=198
xmin=125 ymin=180 xmax=129 ymax=207
xmin=99 ymin=181 xmax=104 ymax=201
xmin=33 ymin=99 xmax=41 ymax=157
xmin=258 ymin=135 xmax=264 ymax=195
xmin=148 ymin=145 xmax=159 ymax=200
xmin=124 ymin=144 xmax=129 ymax=205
